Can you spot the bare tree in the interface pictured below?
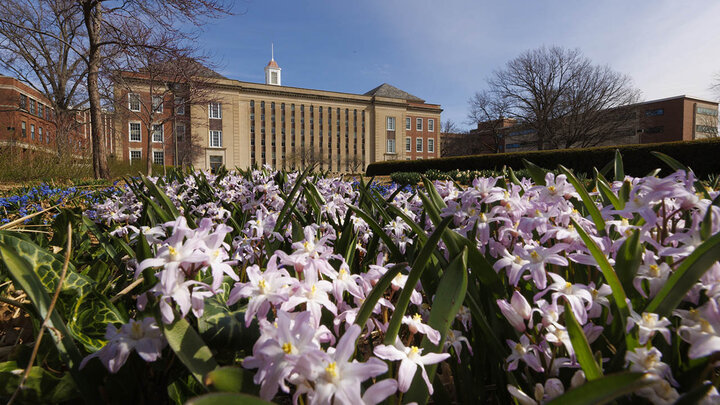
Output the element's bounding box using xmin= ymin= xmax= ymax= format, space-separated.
xmin=467 ymin=91 xmax=512 ymax=152
xmin=0 ymin=0 xmax=89 ymax=157
xmin=1 ymin=0 xmax=232 ymax=178
xmin=343 ymin=153 xmax=365 ymax=173
xmin=488 ymin=46 xmax=640 ymax=150
xmin=286 ymin=145 xmax=328 ymax=171
xmin=106 ymin=25 xmax=221 ymax=176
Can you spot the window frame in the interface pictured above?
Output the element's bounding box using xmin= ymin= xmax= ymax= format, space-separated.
xmin=129 ymin=122 xmax=142 ymax=142
xmin=21 ymin=121 xmax=26 ymax=137
xmin=428 ymin=119 xmax=435 ymax=132
xmin=129 ymin=149 xmax=142 ymax=163
xmin=209 ymin=102 xmax=222 ymax=119
xmin=428 ymin=138 xmax=435 ymax=153
xmin=416 ymin=118 xmax=423 ymax=131
xmin=152 ymin=95 xmax=164 ymax=113
xmin=30 ymin=124 xmax=35 ymax=140
xmin=176 ymin=123 xmax=186 ymax=141
xmin=152 ymin=123 xmax=164 ymax=143
xmin=405 ymin=117 xmax=411 ymax=130
xmin=175 ymin=97 xmax=185 ymax=115
xmin=209 ymin=130 xmax=223 ymax=148
xmin=386 ymin=116 xmax=396 ymax=131
xmin=405 ymin=137 xmax=411 ymax=152
xmin=128 ymin=93 xmax=141 ymax=112
xmin=386 ymin=138 xmax=396 ymax=154
xmin=416 ymin=137 xmax=423 ymax=152
xmin=152 ymin=150 xmax=164 ymax=165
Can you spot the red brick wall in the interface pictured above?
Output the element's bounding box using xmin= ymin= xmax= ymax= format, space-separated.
xmin=404 ymin=115 xmax=439 ymax=160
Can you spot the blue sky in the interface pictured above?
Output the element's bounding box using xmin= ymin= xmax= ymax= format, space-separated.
xmin=200 ymin=0 xmax=720 ymax=130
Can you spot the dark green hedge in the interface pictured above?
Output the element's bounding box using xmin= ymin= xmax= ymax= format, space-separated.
xmin=366 ymin=138 xmax=720 ymax=177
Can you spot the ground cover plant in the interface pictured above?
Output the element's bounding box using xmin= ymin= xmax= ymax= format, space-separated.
xmin=0 ymin=152 xmax=719 ymax=404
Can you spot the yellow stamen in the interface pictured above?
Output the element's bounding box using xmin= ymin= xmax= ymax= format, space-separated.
xmin=412 ymin=313 xmax=422 ymax=322
xmin=282 ymin=342 xmax=293 ymax=354
xmin=325 ymin=362 xmax=338 ymax=378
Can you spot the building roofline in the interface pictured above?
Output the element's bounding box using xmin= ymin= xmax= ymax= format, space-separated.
xmin=635 ymin=95 xmax=719 ymax=106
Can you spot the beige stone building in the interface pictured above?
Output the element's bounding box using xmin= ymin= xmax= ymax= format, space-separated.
xmin=114 ymin=55 xmax=442 ymax=173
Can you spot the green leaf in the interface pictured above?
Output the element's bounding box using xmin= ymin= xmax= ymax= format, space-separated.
xmin=405 ymin=248 xmax=468 ymax=405
xmin=700 ymin=194 xmax=720 ymax=240
xmin=569 ymin=219 xmax=630 ymax=335
xmin=185 ymin=392 xmax=274 ymax=405
xmin=198 ymin=296 xmax=257 ymax=352
xmin=546 ymin=372 xmax=658 ymax=405
xmin=348 ymin=205 xmax=403 ymax=261
xmin=141 ymin=176 xmax=180 ymax=220
xmin=522 ymin=159 xmax=547 ymax=185
xmin=614 ymin=149 xmax=624 ymax=182
xmin=645 ymin=230 xmax=720 ymax=317
xmin=564 ymin=302 xmax=603 ymax=380
xmin=354 ymin=263 xmax=404 ymax=329
xmin=0 ymin=361 xmax=79 ymax=404
xmin=614 ymin=230 xmax=642 ymax=294
xmin=651 ymin=151 xmax=692 ymax=174
xmin=560 ymin=165 xmax=606 ymax=236
xmin=274 ymin=166 xmax=313 ymax=234
xmin=204 ymin=367 xmax=248 ymax=393
xmin=161 ymin=316 xmax=218 ymax=385
xmin=384 ymin=216 xmax=453 ymax=345
xmin=595 ymin=171 xmax=623 ymax=210
xmin=0 ymin=237 xmax=99 ymax=403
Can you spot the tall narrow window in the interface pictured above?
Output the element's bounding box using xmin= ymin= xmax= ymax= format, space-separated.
xmin=153 ymin=151 xmax=164 ymax=165
xmin=175 ymin=97 xmax=185 ymax=115
xmin=406 ymin=117 xmax=411 ymax=130
xmin=130 ymin=150 xmax=141 ymax=162
xmin=176 ymin=123 xmax=186 ymax=141
xmin=416 ymin=137 xmax=423 ymax=152
xmin=129 ymin=122 xmax=141 ymax=142
xmin=405 ymin=137 xmax=411 ymax=152
xmin=38 ymin=127 xmax=43 ymax=143
xmin=386 ymin=139 xmax=396 ymax=153
xmin=428 ymin=138 xmax=435 ymax=153
xmin=386 ymin=117 xmax=395 ymax=131
xmin=29 ymin=99 xmax=36 ymax=115
xmin=209 ymin=102 xmax=222 ymax=119
xmin=209 ymin=130 xmax=222 ymax=147
xmin=416 ymin=118 xmax=423 ymax=131
xmin=152 ymin=124 xmax=164 ymax=142
xmin=30 ymin=124 xmax=35 ymax=140
xmin=19 ymin=94 xmax=27 ymax=110
xmin=21 ymin=122 xmax=26 ymax=137
xmin=128 ymin=94 xmax=140 ymax=111
xmin=152 ymin=95 xmax=164 ymax=112
xmin=428 ymin=119 xmax=435 ymax=132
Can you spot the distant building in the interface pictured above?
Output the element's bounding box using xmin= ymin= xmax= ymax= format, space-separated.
xmin=461 ymin=95 xmax=718 ymax=155
xmin=113 ymin=51 xmax=442 ymax=172
xmin=0 ymin=74 xmax=114 ymax=156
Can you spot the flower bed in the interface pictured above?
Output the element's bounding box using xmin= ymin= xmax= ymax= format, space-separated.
xmin=1 ymin=158 xmax=720 ymax=404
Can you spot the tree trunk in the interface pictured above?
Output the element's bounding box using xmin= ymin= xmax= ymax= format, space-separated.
xmin=83 ymin=1 xmax=109 ymax=179
xmin=146 ymin=123 xmax=153 ymax=176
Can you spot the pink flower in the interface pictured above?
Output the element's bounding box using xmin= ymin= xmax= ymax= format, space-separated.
xmin=374 ymin=337 xmax=450 ymax=394
xmin=497 ymin=290 xmax=532 ymax=332
xmin=227 ymin=257 xmax=294 ymax=326
xmin=402 ymin=313 xmax=441 ymax=345
xmin=80 ymin=317 xmax=166 ymax=373
xmin=505 ymin=335 xmax=544 ymax=373
xmin=627 ymin=309 xmax=672 ymax=345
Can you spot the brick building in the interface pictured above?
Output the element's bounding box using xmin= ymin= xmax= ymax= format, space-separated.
xmin=0 ymin=74 xmax=114 ymax=156
xmin=454 ymin=95 xmax=718 ymax=156
xmin=113 ymin=54 xmax=442 ymax=172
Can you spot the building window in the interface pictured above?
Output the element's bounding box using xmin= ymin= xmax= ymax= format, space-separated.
xmin=175 ymin=97 xmax=185 ymax=115
xmin=29 ymin=99 xmax=36 ymax=115
xmin=405 ymin=117 xmax=411 ymax=130
xmin=46 ymin=132 xmax=50 ymax=144
xmin=38 ymin=127 xmax=43 ymax=143
xmin=19 ymin=94 xmax=27 ymax=110
xmin=697 ymin=107 xmax=718 ymax=116
xmin=428 ymin=119 xmax=435 ymax=132
xmin=30 ymin=124 xmax=35 ymax=140
xmin=645 ymin=108 xmax=664 ymax=117
xmin=128 ymin=93 xmax=141 ymax=112
xmin=644 ymin=126 xmax=664 ymax=134
xmin=129 ymin=122 xmax=141 ymax=142
xmin=386 ymin=117 xmax=395 ymax=131
xmin=152 ymin=124 xmax=163 ymax=142
xmin=21 ymin=121 xmax=26 ymax=137
xmin=271 ymin=71 xmax=278 ymax=85
xmin=176 ymin=123 xmax=185 ymax=141
xmin=130 ymin=150 xmax=141 ymax=162
xmin=209 ymin=156 xmax=223 ymax=173
xmin=37 ymin=103 xmax=43 ymax=117
xmin=405 ymin=137 xmax=411 ymax=152
xmin=386 ymin=139 xmax=396 ymax=153
xmin=416 ymin=137 xmax=423 ymax=152
xmin=209 ymin=102 xmax=222 ymax=119
xmin=153 ymin=150 xmax=164 ymax=165
xmin=209 ymin=130 xmax=222 ymax=147
xmin=428 ymin=138 xmax=435 ymax=153
xmin=696 ymin=125 xmax=718 ymax=135
xmin=416 ymin=118 xmax=423 ymax=131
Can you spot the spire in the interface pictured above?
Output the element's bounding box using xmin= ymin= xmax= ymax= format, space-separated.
xmin=265 ymin=43 xmax=281 ymax=86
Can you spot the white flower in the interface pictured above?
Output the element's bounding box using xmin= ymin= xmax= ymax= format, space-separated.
xmin=374 ymin=337 xmax=450 ymax=394
xmin=80 ymin=318 xmax=166 ymax=373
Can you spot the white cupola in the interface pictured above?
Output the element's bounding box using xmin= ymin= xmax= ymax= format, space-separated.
xmin=265 ymin=43 xmax=281 ymax=86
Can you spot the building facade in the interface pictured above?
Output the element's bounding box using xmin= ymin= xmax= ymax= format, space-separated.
xmin=114 ymin=57 xmax=442 ymax=172
xmin=0 ymin=74 xmax=113 ymax=156
xmin=455 ymin=95 xmax=719 ymax=156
